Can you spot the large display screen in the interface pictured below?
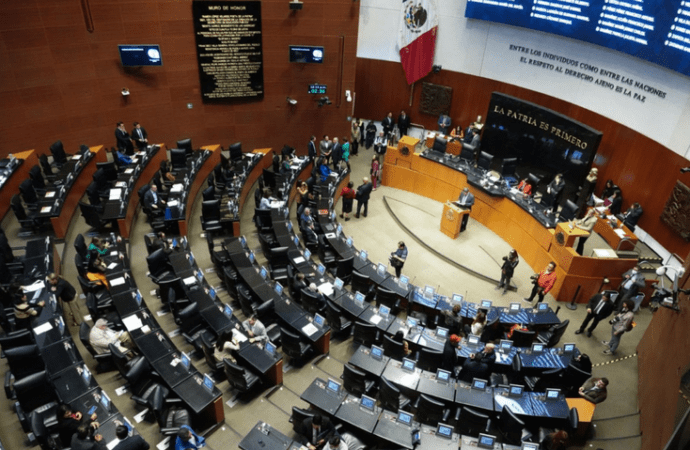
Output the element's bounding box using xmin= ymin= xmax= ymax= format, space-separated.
xmin=465 ymin=0 xmax=690 ymax=77
xmin=482 ymin=92 xmax=602 ymax=197
xmin=118 ymin=45 xmax=162 ymax=67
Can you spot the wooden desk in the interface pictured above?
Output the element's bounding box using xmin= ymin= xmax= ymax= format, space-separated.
xmin=177 ymin=145 xmax=221 ymax=236
xmin=425 ymin=135 xmax=462 ymax=155
xmin=0 ymin=149 xmax=37 ymax=221
xmin=594 ymin=216 xmax=638 ymax=251
xmin=238 ymin=148 xmax=271 ymax=213
xmin=566 ymin=398 xmax=596 ymax=437
xmin=382 ymin=144 xmax=637 ymax=304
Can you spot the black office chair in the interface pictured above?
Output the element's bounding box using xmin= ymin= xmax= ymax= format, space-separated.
xmin=325 ymin=300 xmax=352 ymax=339
xmin=333 ymin=256 xmax=354 ymax=285
xmin=202 ymin=184 xmax=218 ymax=201
xmin=201 ymin=333 xmax=224 ymax=376
xmin=318 ymin=235 xmax=338 ymax=268
xmin=432 ymin=137 xmax=447 ymax=153
xmin=262 ymin=168 xmax=276 ymax=193
xmin=109 ymin=343 xmax=144 ymax=378
xmin=39 ymin=154 xmax=56 ymax=181
xmin=528 ymin=173 xmax=542 ymax=194
xmin=92 ymin=168 xmax=111 ymax=197
xmin=280 ymin=327 xmax=313 ymax=365
xmin=559 ymin=200 xmax=579 ymax=222
xmin=77 ymin=274 xmax=110 ymax=305
xmin=11 ymin=194 xmax=44 ymax=235
xmin=49 ymin=140 xmax=68 ymax=166
xmin=342 ymin=364 xmax=375 ymax=396
xmin=0 ymin=329 xmax=34 ymax=353
xmin=5 ymin=344 xmax=44 ymax=381
xmin=176 ymin=303 xmax=207 ymax=350
xmin=509 ymin=329 xmax=536 ymax=348
xmin=29 ymin=403 xmax=61 ymax=450
xmin=476 ymin=151 xmax=494 ymax=171
xmin=257 ymin=226 xmax=277 ymax=252
xmin=124 ymin=358 xmax=169 ymax=407
xmin=29 ymin=165 xmax=47 ymax=194
xmin=19 ymin=179 xmax=38 ymax=206
xmin=301 ymin=288 xmax=326 ymax=315
xmin=146 ymin=248 xmax=174 ymax=283
xmin=79 ymin=202 xmax=112 ymax=232
xmin=501 ymin=157 xmax=518 ymax=186
xmin=73 ymin=233 xmax=87 ymax=259
xmin=96 ymin=161 xmax=118 ymax=181
xmin=12 ymin=370 xmax=57 ymax=431
xmin=291 ymin=406 xmax=314 ymax=435
xmin=171 ymin=149 xmax=187 ymax=170
xmin=224 ymin=359 xmax=261 ymax=394
xmin=177 ymin=138 xmax=193 ymax=158
xmin=509 ymin=353 xmax=524 ymax=385
xmin=455 ymin=406 xmax=491 ymax=437
xmin=148 ymin=386 xmax=191 ymax=435
xmin=497 ymin=406 xmax=527 ymax=445
xmin=460 ymin=143 xmax=476 ymax=163
xmin=378 ymin=376 xmax=411 ymax=412
xmin=228 ymin=142 xmax=243 ymax=161
xmin=414 ymin=393 xmax=451 ymax=425
xmin=562 ymin=363 xmax=592 ymax=397
xmin=267 ymin=246 xmax=290 ymax=283
xmin=417 ymin=347 xmax=443 ymax=373
xmin=352 ymin=321 xmax=379 ymax=347
xmin=375 ymin=286 xmax=401 ymax=316
xmin=524 ymin=367 xmax=564 ymax=392
xmin=537 ymin=319 xmax=569 ymax=347
xmin=201 ymin=199 xmax=223 ymax=234
xmin=382 ymin=334 xmax=405 ymax=361
xmin=85 ymin=293 xmax=117 ymax=327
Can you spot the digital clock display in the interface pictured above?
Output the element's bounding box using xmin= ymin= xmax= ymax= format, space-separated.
xmin=308 ymin=84 xmax=327 ymax=94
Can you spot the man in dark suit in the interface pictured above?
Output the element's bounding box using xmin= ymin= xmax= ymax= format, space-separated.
xmin=298 ymin=414 xmax=336 ymax=449
xmin=115 ymin=122 xmax=133 ymax=155
xmin=382 ymin=111 xmax=394 ymax=137
xmin=308 ymin=135 xmax=317 ymax=161
xmin=355 ymin=177 xmax=373 ymax=218
xmin=144 ymin=184 xmax=165 ymax=214
xmin=331 ymin=137 xmax=342 ymax=169
xmin=113 ymin=425 xmax=150 ymax=450
xmin=319 ymin=135 xmax=332 ymax=164
xmin=71 ymin=424 xmax=106 ymax=450
xmin=457 ymin=187 xmax=475 ymax=232
xmin=397 ymin=110 xmax=411 ymax=138
xmin=574 ymin=292 xmax=614 ymax=337
xmin=620 ymin=202 xmax=643 ymax=231
xmin=579 ymin=377 xmax=608 ymax=404
xmin=131 ymin=122 xmax=148 ymax=149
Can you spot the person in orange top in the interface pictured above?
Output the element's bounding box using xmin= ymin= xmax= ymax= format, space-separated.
xmin=524 ymin=261 xmax=557 ymax=304
xmin=516 ymin=178 xmax=532 ymax=196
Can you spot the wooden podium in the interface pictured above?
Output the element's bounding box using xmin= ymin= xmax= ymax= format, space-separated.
xmin=555 ymin=222 xmax=590 ymax=248
xmin=441 ymin=202 xmax=469 ymax=239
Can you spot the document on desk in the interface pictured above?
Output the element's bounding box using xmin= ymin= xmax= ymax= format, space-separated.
xmin=123 ymin=315 xmax=144 ymax=331
xmin=41 ymin=206 xmax=52 ymax=213
xmin=115 ymin=181 xmax=127 ymax=187
xmin=124 ymin=168 xmax=134 ymax=174
xmin=293 ymin=256 xmax=306 ymax=264
xmin=110 ymin=277 xmax=126 ymax=287
xmin=34 ymin=321 xmax=53 ymax=335
xmin=614 ymin=228 xmax=627 ymax=238
xmin=109 ymin=189 xmax=122 ymax=200
xmin=318 ymin=282 xmax=334 ymax=296
xmin=325 ymin=233 xmax=336 ymax=239
xmin=270 ymin=200 xmax=285 ymax=208
xmin=302 ymin=323 xmax=319 ymax=336
xmin=71 ymin=154 xmax=82 ymax=160
xmin=107 ymin=262 xmax=119 ymax=270
xmin=183 ymin=276 xmax=197 ymax=286
xmin=370 ymin=315 xmax=382 ymax=325
xmin=23 ymin=280 xmax=45 ymax=292
xmin=167 ymin=200 xmax=179 ymax=207
xmin=45 ymin=191 xmax=56 ymax=198
xmin=171 ymin=184 xmax=184 ymax=193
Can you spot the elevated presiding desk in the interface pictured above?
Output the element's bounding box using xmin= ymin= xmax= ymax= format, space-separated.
xmin=382 ymin=137 xmax=638 ymax=303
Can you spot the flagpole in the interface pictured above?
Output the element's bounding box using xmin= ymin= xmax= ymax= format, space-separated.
xmin=409 ymin=82 xmax=415 ymax=107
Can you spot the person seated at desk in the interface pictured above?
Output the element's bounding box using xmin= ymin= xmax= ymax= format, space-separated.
xmin=464 ymin=310 xmax=487 ymax=337
xmin=214 ymin=330 xmax=240 ymax=364
xmin=325 ymin=435 xmax=348 ymax=450
xmin=87 ymin=237 xmax=111 ymax=259
xmin=303 ymin=283 xmax=327 ymax=313
xmin=293 ymin=272 xmax=308 ymax=295
xmin=259 ymin=188 xmax=273 ymax=210
xmin=571 ymin=353 xmax=592 ymax=373
xmin=113 ymin=424 xmax=150 ymax=450
xmin=280 ymin=154 xmax=293 ymax=175
xmin=56 ymin=404 xmax=99 ymax=447
xmin=242 ymin=314 xmax=268 ymax=344
xmin=175 ymin=425 xmax=206 ymax=450
xmin=144 ymin=184 xmax=166 ymax=214
xmin=457 ymin=188 xmax=475 ymax=232
xmin=300 ymin=207 xmax=317 ymax=231
xmin=441 ymin=304 xmax=463 ymax=336
xmin=620 ymin=202 xmax=643 ymax=231
xmin=298 ymin=413 xmax=336 ymax=450
xmin=460 ymin=351 xmax=491 ymax=383
xmin=516 ymin=178 xmax=532 ymax=197
xmin=578 ymin=377 xmax=608 ymax=404
xmin=318 ymin=158 xmax=332 ymax=183
xmin=442 ymin=334 xmax=461 ymax=375
xmin=114 ymin=147 xmax=132 ymax=166
xmin=450 ymin=126 xmax=464 ymax=139
xmin=13 ymin=290 xmax=44 ymax=330
xmin=476 ymin=343 xmax=496 ymax=365
xmin=572 ymin=208 xmax=598 ymax=255
xmin=71 ymin=423 xmax=106 ymax=450
xmin=541 ymin=430 xmax=568 ymax=450
xmin=89 ymin=318 xmax=135 ymax=355
xmin=152 ymin=231 xmax=173 ymax=254
xmin=392 ymin=330 xmax=413 ymax=357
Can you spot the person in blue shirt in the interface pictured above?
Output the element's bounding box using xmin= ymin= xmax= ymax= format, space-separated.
xmin=175 ymin=425 xmax=205 ymax=450
xmin=390 ymin=241 xmax=408 ymax=278
xmin=259 ymin=189 xmax=272 ymax=209
xmin=115 ymin=148 xmax=132 ymax=166
xmin=318 ymin=158 xmax=332 ymax=182
xmin=300 ymin=207 xmax=315 ymax=230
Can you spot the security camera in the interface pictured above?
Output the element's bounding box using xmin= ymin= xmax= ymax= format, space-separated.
xmin=681 ymin=167 xmax=690 ymax=173
xmin=317 ymin=96 xmax=332 ymax=107
xmin=287 ymin=97 xmax=297 ymax=105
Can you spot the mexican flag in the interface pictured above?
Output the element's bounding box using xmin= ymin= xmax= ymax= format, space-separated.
xmin=398 ymin=0 xmax=439 ymax=85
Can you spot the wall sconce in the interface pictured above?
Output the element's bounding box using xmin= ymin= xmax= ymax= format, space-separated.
xmin=121 ymin=88 xmax=130 ymax=97
xmin=289 ymin=0 xmax=303 ymax=10
xmin=287 ymin=97 xmax=297 ymax=105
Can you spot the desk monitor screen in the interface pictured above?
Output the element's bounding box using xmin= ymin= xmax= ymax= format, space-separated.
xmin=287 ymin=221 xmax=293 ymax=232
xmin=223 ymin=304 xmax=233 ymax=317
xmin=354 ymin=292 xmax=365 ymax=306
xmin=336 ymin=224 xmax=343 ymax=235
xmin=180 ymin=352 xmax=191 ymax=369
xmin=189 ymin=252 xmax=195 ymax=265
xmin=317 ymin=264 xmax=326 ymax=275
xmin=377 ymin=263 xmax=387 ymax=276
xmin=402 ymin=358 xmax=416 ymax=372
xmin=436 ymin=423 xmax=453 ymax=438
xmin=249 ymin=251 xmax=255 ymax=264
xmin=406 ymin=317 xmax=418 ymax=329
xmin=172 ymin=238 xmax=178 ymax=248
xmin=509 ymin=302 xmax=521 ymax=313
xmin=546 ymin=388 xmax=560 ymax=400
xmin=359 ymin=250 xmax=368 ymax=261
xmin=468 ymin=335 xmax=480 ymax=346
xmin=472 ymin=378 xmax=488 ymax=390
xmin=326 ymin=379 xmax=341 ymax=394
xmin=209 ymin=288 xmax=216 ymax=300
xmin=181 ymin=236 xmax=188 ymax=249
xmin=303 ymin=249 xmax=311 ymax=260
xmin=346 ymin=237 xmax=353 ymax=247
xmin=259 ymin=266 xmax=268 ymax=279
xmin=436 ymin=327 xmax=448 ymax=338
xmin=135 ymin=290 xmax=143 ymax=306
xmin=499 ymin=340 xmax=513 ymax=352
xmin=265 ymin=341 xmax=276 ymax=355
xmin=50 ymin=295 xmax=58 ymax=312
xmin=452 ymin=294 xmax=464 ymax=303
xmin=521 ymin=443 xmax=540 ymax=450
xmin=293 ymin=236 xmax=300 ymax=247
xmin=509 ymin=384 xmax=524 ymax=397
xmin=378 ymin=305 xmax=391 ymax=317
xmin=436 ymin=369 xmax=451 ymax=383
xmin=537 ymin=302 xmax=549 ymax=312
xmin=240 ymin=236 xmax=247 ymax=248
xmin=360 ymin=395 xmax=376 ymax=411
xmin=371 ymin=345 xmax=383 ymax=360
xmin=531 ymin=343 xmax=545 ymax=353
xmin=478 ymin=433 xmax=496 ymax=449
xmin=58 ymin=317 xmax=65 ymax=335
xmin=562 ymin=343 xmax=575 ymax=354
xmin=480 ymin=300 xmax=492 ymax=309
xmin=81 ymin=365 xmax=92 ymax=385
xmin=196 ymin=270 xmax=204 ymax=281
xmin=203 ymin=374 xmax=214 ymax=392
xmin=397 ymin=410 xmax=413 ymax=426
xmin=274 ymin=282 xmax=283 ymax=295
xmin=100 ymin=392 xmax=111 ymax=411
xmin=334 ymin=278 xmax=344 ymax=290
xmin=399 ymin=274 xmax=409 ymax=285
xmin=313 ymin=313 xmax=325 ymax=327
xmin=424 ymin=285 xmax=435 ymax=299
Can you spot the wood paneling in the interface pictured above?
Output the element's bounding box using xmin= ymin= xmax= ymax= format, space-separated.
xmin=0 ymin=0 xmax=358 ymax=171
xmin=355 ymin=58 xmax=690 ymax=255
